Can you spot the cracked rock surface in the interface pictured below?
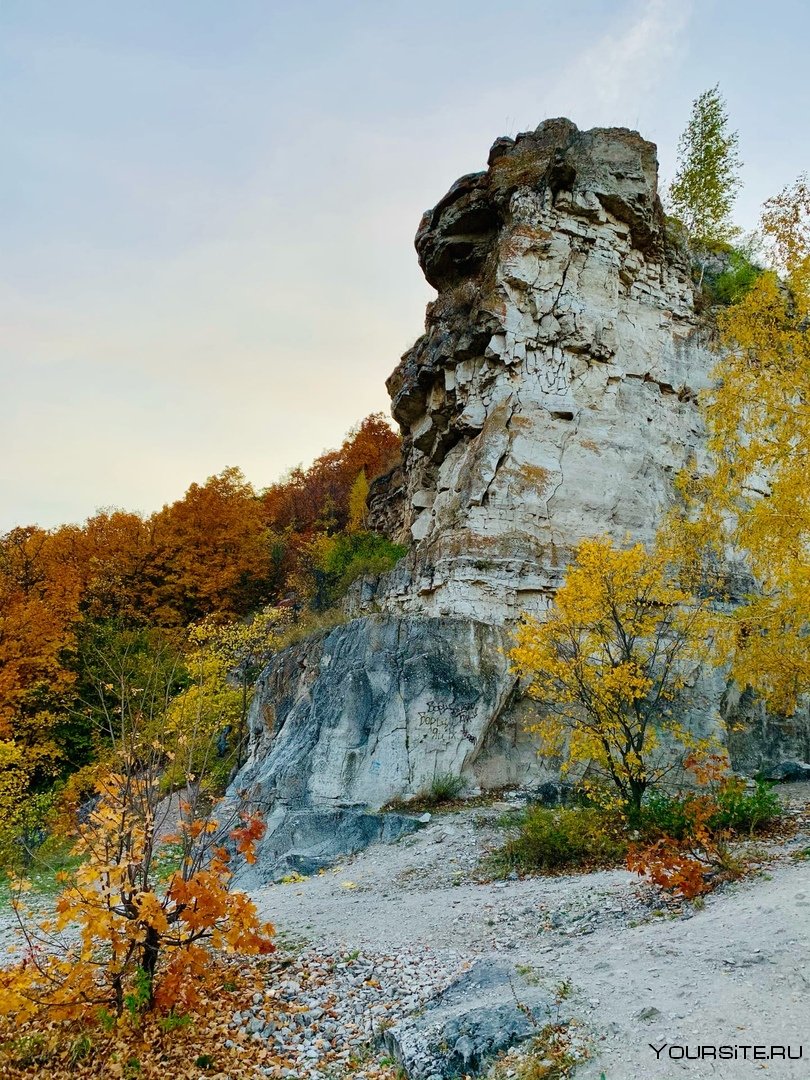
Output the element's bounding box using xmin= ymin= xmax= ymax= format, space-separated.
xmin=234 ymin=617 xmax=549 ymax=874
xmin=232 ymin=119 xmax=807 ymax=873
xmin=367 ymin=118 xmax=712 ymax=622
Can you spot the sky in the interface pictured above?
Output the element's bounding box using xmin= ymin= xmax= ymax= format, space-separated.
xmin=2 ymin=0 xmax=809 ymax=531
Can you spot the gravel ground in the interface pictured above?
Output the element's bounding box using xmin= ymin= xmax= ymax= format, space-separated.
xmin=3 ymin=786 xmax=809 ymax=1079
xmin=251 ymin=786 xmax=810 ymax=1080
xmin=227 ymin=946 xmax=468 ymax=1078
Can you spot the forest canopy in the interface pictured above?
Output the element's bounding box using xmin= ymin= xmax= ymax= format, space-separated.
xmin=0 ymin=413 xmax=402 ymax=862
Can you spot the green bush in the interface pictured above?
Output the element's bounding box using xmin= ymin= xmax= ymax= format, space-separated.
xmin=492 ymin=806 xmax=627 ymax=876
xmin=640 ymin=779 xmax=781 ymax=842
xmin=312 ymin=531 xmax=407 ymax=608
xmin=705 ymin=247 xmax=762 ymax=305
xmin=709 ymin=778 xmax=781 ymax=834
xmin=640 ymin=791 xmax=696 ymax=841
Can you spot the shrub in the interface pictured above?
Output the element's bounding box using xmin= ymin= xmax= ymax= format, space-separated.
xmin=306 ymin=531 xmax=407 ymax=609
xmin=492 ymin=806 xmax=627 ymax=875
xmin=629 ymin=771 xmax=774 ymax=900
xmin=0 ymin=774 xmax=275 ymax=1022
xmin=426 ymin=772 xmax=466 ymax=805
xmin=639 ymin=791 xmax=696 ymax=841
xmin=0 ymin=630 xmax=275 ymax=1025
xmin=709 ymin=777 xmax=781 ymax=834
xmin=269 ymin=607 xmax=348 ymax=651
xmin=640 ymin=778 xmax=781 ymax=842
xmin=627 ymin=838 xmax=717 ymax=900
xmin=628 ymin=825 xmax=748 ymax=900
xmin=708 ymin=247 xmax=762 ymax=305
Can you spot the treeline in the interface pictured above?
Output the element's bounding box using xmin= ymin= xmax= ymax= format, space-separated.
xmin=0 ymin=413 xmax=402 ymax=850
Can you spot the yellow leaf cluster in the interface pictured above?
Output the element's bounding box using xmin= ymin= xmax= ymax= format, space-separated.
xmin=511 ymin=537 xmax=713 ymax=817
xmin=671 ymin=177 xmax=810 ymax=713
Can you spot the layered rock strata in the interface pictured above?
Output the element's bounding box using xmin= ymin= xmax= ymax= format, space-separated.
xmin=367 ymin=118 xmax=711 ymax=621
xmin=233 ymin=120 xmax=801 ymax=876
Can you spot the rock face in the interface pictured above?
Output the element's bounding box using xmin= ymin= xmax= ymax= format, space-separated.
xmin=367 ymin=118 xmax=711 ymax=622
xmin=234 ymin=614 xmax=545 ymax=877
xmin=234 ymin=120 xmax=798 ymax=873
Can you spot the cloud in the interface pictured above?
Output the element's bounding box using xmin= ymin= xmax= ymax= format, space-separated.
xmin=523 ymin=0 xmax=692 ymax=130
xmin=569 ymin=0 xmax=693 ymax=118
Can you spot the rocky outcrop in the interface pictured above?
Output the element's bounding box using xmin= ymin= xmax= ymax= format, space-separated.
xmin=367 ymin=118 xmax=712 ymax=622
xmin=383 ymin=958 xmax=562 ymax=1078
xmin=232 ymin=119 xmax=800 ymax=873
xmin=234 ymin=614 xmax=546 ymax=876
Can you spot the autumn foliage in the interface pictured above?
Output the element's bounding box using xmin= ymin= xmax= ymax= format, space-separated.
xmin=0 ymin=643 xmax=277 ymax=1024
xmin=672 ymin=175 xmax=810 ymax=715
xmin=627 ymin=754 xmax=749 ymax=899
xmin=1 ymin=784 xmax=273 ymax=1022
xmin=0 ymin=414 xmax=401 ymax=860
xmin=510 ymin=537 xmax=715 ymax=823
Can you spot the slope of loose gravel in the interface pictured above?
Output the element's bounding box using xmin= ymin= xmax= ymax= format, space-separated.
xmin=3 ymin=789 xmax=808 ymax=1079
xmin=253 ymin=790 xmax=810 ymax=1080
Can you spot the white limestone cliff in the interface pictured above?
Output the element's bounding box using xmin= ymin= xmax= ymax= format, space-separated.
xmin=368 ymin=118 xmax=712 ymax=622
xmin=233 ymin=120 xmax=806 ymax=877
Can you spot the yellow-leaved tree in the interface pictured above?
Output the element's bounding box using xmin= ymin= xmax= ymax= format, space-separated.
xmin=674 ymin=174 xmax=810 ymax=713
xmin=0 ymin=631 xmax=275 ymax=1025
xmin=347 ymin=469 xmax=370 ymax=532
xmin=510 ymin=537 xmax=714 ymax=823
xmin=0 ymin=740 xmax=32 ymax=864
xmin=162 ymin=606 xmax=290 ymax=791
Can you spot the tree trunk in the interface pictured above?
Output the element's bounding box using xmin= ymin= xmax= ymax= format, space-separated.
xmin=141 ymin=926 xmax=160 ymax=1008
xmin=626 ymin=779 xmax=647 ymax=829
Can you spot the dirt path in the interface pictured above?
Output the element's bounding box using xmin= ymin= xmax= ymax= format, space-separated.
xmin=252 ymin=797 xmax=810 ymax=1080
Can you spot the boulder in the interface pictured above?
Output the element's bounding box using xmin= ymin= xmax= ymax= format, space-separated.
xmin=383 ymin=958 xmax=559 ymax=1079
xmin=764 ymin=761 xmax=810 ymax=783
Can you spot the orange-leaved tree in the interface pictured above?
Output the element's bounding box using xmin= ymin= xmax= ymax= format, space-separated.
xmin=0 ymin=631 xmax=274 ymax=1024
xmin=510 ymin=537 xmax=715 ymax=824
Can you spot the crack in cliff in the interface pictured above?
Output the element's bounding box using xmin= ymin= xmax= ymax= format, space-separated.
xmin=544 ymin=410 xmax=582 ymax=529
xmin=466 ymin=662 xmax=521 ymax=769
xmin=624 ymin=370 xmax=694 ymax=399
xmin=480 ymin=396 xmax=517 ymax=507
xmin=549 ymin=243 xmax=575 ymax=319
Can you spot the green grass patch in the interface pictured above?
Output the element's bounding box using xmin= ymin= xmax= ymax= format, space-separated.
xmin=424 ymin=772 xmax=466 ymax=806
xmin=0 ymin=836 xmax=83 ymax=908
xmin=487 ymin=806 xmax=627 ymax=878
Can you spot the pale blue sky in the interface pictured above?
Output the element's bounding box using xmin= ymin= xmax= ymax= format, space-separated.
xmin=3 ymin=0 xmax=808 ymax=530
